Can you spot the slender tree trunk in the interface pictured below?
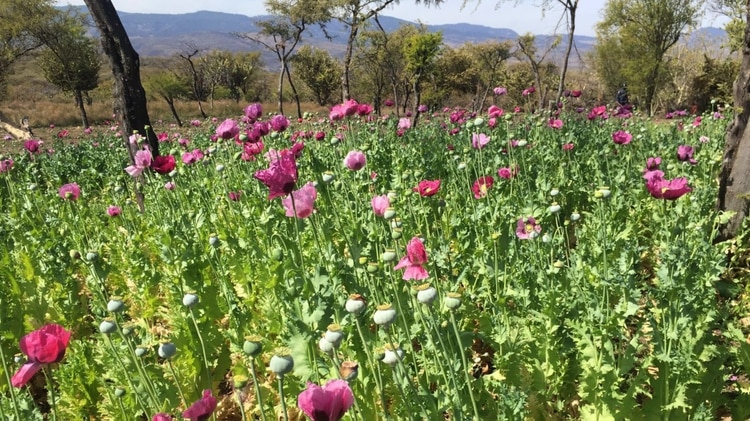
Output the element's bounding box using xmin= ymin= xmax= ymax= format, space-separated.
xmin=284 ymin=62 xmax=302 ymax=119
xmin=74 ymin=89 xmax=90 ymax=129
xmin=277 ymin=63 xmax=285 ymax=116
xmin=716 ymin=8 xmax=750 ymax=241
xmin=165 ymin=97 xmax=183 ymax=127
xmin=556 ymin=1 xmax=577 ymax=103
xmin=342 ymin=23 xmax=359 ymax=102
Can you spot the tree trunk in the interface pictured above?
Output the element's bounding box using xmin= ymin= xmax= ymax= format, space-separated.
xmin=74 ymin=89 xmax=90 ymax=129
xmin=284 ymin=62 xmax=302 ymax=119
xmin=277 ymin=62 xmax=285 ymax=116
xmin=83 ymin=0 xmax=158 ymax=212
xmin=165 ymin=97 xmax=183 ymax=127
xmin=716 ymin=9 xmax=750 ymax=241
xmin=342 ymin=23 xmax=359 ymax=102
xmin=556 ymin=1 xmax=577 ymax=104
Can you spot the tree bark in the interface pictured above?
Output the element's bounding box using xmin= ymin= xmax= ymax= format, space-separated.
xmin=283 ymin=62 xmax=302 ymax=119
xmin=716 ymin=6 xmax=750 ymax=241
xmin=74 ymin=89 xmax=89 ymax=129
xmin=556 ymin=0 xmax=577 ymax=104
xmin=165 ymin=97 xmax=183 ymax=127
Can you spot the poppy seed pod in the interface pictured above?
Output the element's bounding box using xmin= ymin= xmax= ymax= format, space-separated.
xmin=107 ymin=298 xmax=125 ymax=313
xmin=158 ymin=342 xmax=177 ymax=359
xmin=99 ymin=319 xmax=117 ymax=335
xmin=549 ymin=203 xmax=561 ymax=213
xmin=318 ymin=337 xmax=334 ymax=354
xmin=135 ymin=346 xmax=148 ymax=358
xmin=444 ymin=292 xmax=462 ymax=310
xmin=415 ymin=283 xmax=438 ymax=305
xmin=366 ymin=262 xmax=379 ymax=273
xmin=324 ymin=324 xmax=344 ymax=348
xmin=550 ymin=188 xmax=560 ymax=197
xmin=391 ymin=228 xmax=403 ymax=240
xmin=182 ymin=293 xmax=199 ymax=308
xmin=382 ymin=344 xmax=404 ymax=366
xmin=269 ymin=349 xmax=294 ymax=376
xmin=373 ymin=304 xmax=397 ymax=326
xmin=383 ymin=207 xmax=397 ymax=220
xmin=345 ymin=294 xmax=367 ymax=315
xmin=114 ymin=387 xmax=126 ymax=398
xmin=243 ymin=335 xmax=263 ymax=358
xmin=322 ymin=171 xmax=335 ymax=183
xmin=381 ymin=249 xmax=397 ymax=262
xmin=570 ymin=211 xmax=581 ymax=221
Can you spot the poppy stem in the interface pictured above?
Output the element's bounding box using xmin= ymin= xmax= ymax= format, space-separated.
xmin=188 ymin=307 xmax=213 ymax=391
xmin=0 ymin=330 xmax=22 ymax=420
xmin=248 ymin=358 xmax=268 ymax=421
xmin=277 ymin=376 xmax=289 ymax=421
xmin=167 ymin=360 xmax=189 ymax=409
xmin=43 ymin=365 xmax=58 ymax=421
xmin=449 ymin=312 xmax=480 ymax=420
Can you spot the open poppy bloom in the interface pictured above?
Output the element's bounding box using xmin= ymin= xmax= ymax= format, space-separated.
xmin=254 ymin=150 xmax=299 ymax=200
xmin=413 ymin=180 xmax=440 ymax=197
xmin=472 ymin=176 xmax=494 ymax=199
xmin=182 ymin=389 xmax=217 ymax=421
xmin=298 ymin=379 xmax=354 ymax=421
xmin=12 ymin=324 xmax=71 ymax=388
xmin=516 ymin=217 xmax=541 ymax=240
xmin=645 ymin=173 xmax=691 ymax=200
xmin=151 ymin=155 xmax=176 ymax=174
xmin=59 ymin=183 xmax=81 ymax=200
xmin=281 ymin=182 xmax=317 ymax=218
xmin=394 ymin=237 xmax=429 ymax=281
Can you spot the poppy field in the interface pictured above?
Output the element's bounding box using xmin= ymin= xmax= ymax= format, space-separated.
xmin=0 ymin=98 xmax=748 ymax=420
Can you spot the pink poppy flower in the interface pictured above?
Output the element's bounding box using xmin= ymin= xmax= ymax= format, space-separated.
xmin=216 ymin=119 xmax=240 ymax=140
xmin=571 ymin=90 xmax=582 ymax=98
xmin=242 ymin=140 xmax=265 ymax=161
xmin=645 ymin=157 xmax=661 ymax=171
xmin=472 ymin=133 xmax=490 ymax=149
xmin=0 ymin=158 xmax=13 ymax=173
xmin=228 ymin=191 xmax=242 ymax=201
xmin=182 ymin=149 xmax=205 ymax=165
xmin=394 ymin=237 xmax=429 ymax=281
xmin=164 ymin=181 xmax=175 ymax=191
xmin=125 ymin=149 xmax=153 ymax=177
xmin=472 ymin=176 xmax=494 ymax=199
xmin=152 ymin=414 xmax=172 ymax=421
xmin=57 ymin=129 xmax=69 ymax=138
xmin=384 ymin=98 xmax=395 ymax=107
xmin=156 ymin=132 xmax=170 ymax=142
xmin=677 ymin=145 xmax=697 ymax=165
xmin=398 ymin=118 xmax=411 ymax=130
xmin=59 ymin=183 xmax=81 ymax=200
xmin=522 ymin=86 xmax=536 ymax=96
xmin=612 ymin=130 xmax=632 ymax=145
xmin=548 ymin=119 xmax=563 ymax=129
xmin=270 ymin=115 xmax=290 ymax=132
xmin=497 ymin=166 xmax=518 ymax=179
xmin=244 ymin=103 xmax=263 ymax=122
xmin=254 ymin=150 xmax=299 ymax=200
xmin=588 ymin=105 xmax=608 ymax=120
xmin=344 ymin=150 xmax=367 ymax=171
xmin=493 ymin=86 xmax=507 ymax=95
xmin=645 ymin=174 xmax=691 ymax=200
xmin=107 ymin=206 xmax=122 ymax=217
xmin=182 ymin=390 xmax=217 ymax=421
xmin=151 ymin=155 xmax=176 ymax=174
xmin=298 ymin=379 xmax=354 ymax=421
xmin=516 ymin=217 xmax=541 ymax=240
xmin=190 ymin=119 xmax=202 ymax=127
xmin=357 ymin=103 xmax=373 ymax=116
xmin=12 ymin=324 xmax=71 ymax=388
xmin=562 ymin=143 xmax=575 ymax=151
xmin=413 ymin=180 xmax=440 ymax=197
xmin=281 ymin=182 xmax=317 ymax=218
xmin=371 ymin=195 xmax=390 ymax=217
xmin=488 ymin=105 xmax=504 ymax=118
xmin=24 ymin=139 xmax=42 ymax=154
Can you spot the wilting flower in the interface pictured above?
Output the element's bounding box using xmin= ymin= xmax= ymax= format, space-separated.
xmin=281 ymin=182 xmax=317 ymax=218
xmin=472 ymin=133 xmax=490 ymax=149
xmin=343 ymin=150 xmax=367 ymax=171
xmin=677 ymin=145 xmax=697 ymax=165
xmin=24 ymin=139 xmax=42 ymax=154
xmin=182 ymin=389 xmax=217 ymax=421
xmin=371 ymin=195 xmax=390 ymax=217
xmin=472 ymin=176 xmax=494 ymax=199
xmin=394 ymin=237 xmax=429 ymax=281
xmin=493 ymin=86 xmax=507 ymax=96
xmin=298 ymin=379 xmax=354 ymax=421
xmin=215 ymin=119 xmax=239 ymax=140
xmin=384 ymin=98 xmax=395 ymax=107
xmin=57 ymin=129 xmax=69 ymax=138
xmin=125 ymin=149 xmax=153 ymax=177
xmin=244 ymin=103 xmax=263 ymax=122
xmin=151 ymin=155 xmax=176 ymax=174
xmin=612 ymin=130 xmax=632 ymax=145
xmin=254 ymin=150 xmax=298 ymax=199
xmin=413 ymin=180 xmax=440 ymax=197
xmin=11 ymin=324 xmax=71 ymax=388
xmin=107 ymin=206 xmax=122 ymax=217
xmin=516 ymin=217 xmax=541 ymax=240
xmin=357 ymin=103 xmax=373 ymax=116
xmin=270 ymin=115 xmax=290 ymax=132
xmin=645 ymin=173 xmax=692 ymax=200
xmin=522 ymin=86 xmax=536 ymax=96
xmin=0 ymin=158 xmax=13 ymax=173
xmin=59 ymin=183 xmax=81 ymax=200
xmin=182 ymin=149 xmax=205 ymax=165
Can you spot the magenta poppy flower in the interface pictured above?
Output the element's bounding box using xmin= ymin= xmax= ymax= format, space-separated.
xmin=228 ymin=191 xmax=242 ymax=201
xmin=562 ymin=143 xmax=574 ymax=151
xmin=242 ymin=140 xmax=265 ymax=161
xmin=281 ymin=182 xmax=317 ymax=218
xmin=164 ymin=181 xmax=175 ymax=191
xmin=677 ymin=145 xmax=697 ymax=165
xmin=493 ymin=86 xmax=507 ymax=96
xmin=571 ymin=90 xmax=582 ymax=98
xmin=548 ymin=119 xmax=563 ymax=129
xmin=125 ymin=149 xmax=153 ymax=177
xmin=357 ymin=103 xmax=373 ymax=116
xmin=152 ymin=414 xmax=172 ymax=421
xmin=516 ymin=217 xmax=541 ymax=240
xmin=156 ymin=132 xmax=169 ymax=142
xmin=344 ymin=150 xmax=367 ymax=171
xmin=472 ymin=176 xmax=494 ymax=199
xmin=394 ymin=237 xmax=429 ymax=281
xmin=522 ymin=86 xmax=536 ymax=96
xmin=645 ymin=157 xmax=661 ymax=172
xmin=497 ymin=166 xmax=518 ymax=179
xmin=182 ymin=389 xmax=217 ymax=421
xmin=255 ymin=150 xmax=298 ymax=200
xmin=384 ymin=98 xmax=395 ymax=107
xmin=398 ymin=118 xmax=411 ymax=130
xmin=298 ymin=379 xmax=354 ymax=421
xmin=612 ymin=130 xmax=632 ymax=145
xmin=107 ymin=206 xmax=122 ymax=217
xmin=0 ymin=158 xmax=13 ymax=173
xmin=645 ymin=174 xmax=691 ymax=200
xmin=182 ymin=149 xmax=205 ymax=165
xmin=488 ymin=105 xmax=504 ymax=118
xmin=244 ymin=103 xmax=263 ymax=122
xmin=329 ymin=103 xmax=346 ymax=121
xmin=413 ymin=180 xmax=440 ymax=197
xmin=472 ymin=133 xmax=490 ymax=149
xmin=417 ymin=104 xmax=428 ymax=113
xmin=24 ymin=139 xmax=42 ymax=154
xmin=215 ymin=119 xmax=239 ymax=140
xmin=151 ymin=155 xmax=176 ymax=174
xmin=12 ymin=324 xmax=71 ymax=388
xmin=371 ymin=195 xmax=390 ymax=217
xmin=59 ymin=183 xmax=81 ymax=200
xmin=588 ymin=105 xmax=608 ymax=120
xmin=190 ymin=119 xmax=202 ymax=127
xmin=270 ymin=115 xmax=290 ymax=132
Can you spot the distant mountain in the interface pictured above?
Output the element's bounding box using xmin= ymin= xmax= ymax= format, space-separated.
xmin=67 ymin=7 xmax=723 ymax=66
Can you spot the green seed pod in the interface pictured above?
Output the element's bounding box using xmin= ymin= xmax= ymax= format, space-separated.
xmin=324 ymin=324 xmax=344 ymax=348
xmin=373 ymin=304 xmax=397 ymax=326
xmin=107 ymin=297 xmax=125 ymax=313
xmin=383 ymin=207 xmax=397 ymax=220
xmin=415 ymin=283 xmax=437 ymax=305
xmin=99 ymin=319 xmax=117 ymax=335
xmin=158 ymin=342 xmax=177 ymax=359
xmin=135 ymin=346 xmax=148 ymax=358
xmin=318 ymin=337 xmax=334 ymax=354
xmin=69 ymin=249 xmax=81 ymax=260
xmin=366 ymin=262 xmax=379 ymax=274
xmin=234 ymin=375 xmax=249 ymax=389
xmin=381 ymin=249 xmax=397 ymax=262
xmin=182 ymin=293 xmax=199 ymax=308
xmin=269 ymin=349 xmax=294 ymax=376
xmin=391 ymin=228 xmax=403 ymax=240
xmin=114 ymin=387 xmax=126 ymax=398
xmin=444 ymin=292 xmax=462 ymax=310
xmin=345 ymin=294 xmax=367 ymax=315
xmin=243 ymin=336 xmax=263 ymax=358
xmin=271 ymin=248 xmax=284 ymax=261
xmin=86 ymin=251 xmax=99 ymax=261
xmin=382 ymin=344 xmax=403 ymax=366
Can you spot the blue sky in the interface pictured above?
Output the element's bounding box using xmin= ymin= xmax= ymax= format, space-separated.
xmin=56 ymin=1 xmax=728 ymax=37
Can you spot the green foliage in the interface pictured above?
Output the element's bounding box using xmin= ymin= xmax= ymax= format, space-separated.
xmin=291 ymin=46 xmax=342 ymax=106
xmin=689 ymin=55 xmax=738 ymax=112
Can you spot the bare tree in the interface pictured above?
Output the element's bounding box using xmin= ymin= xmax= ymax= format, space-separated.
xmin=179 ymin=47 xmax=208 ymax=118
